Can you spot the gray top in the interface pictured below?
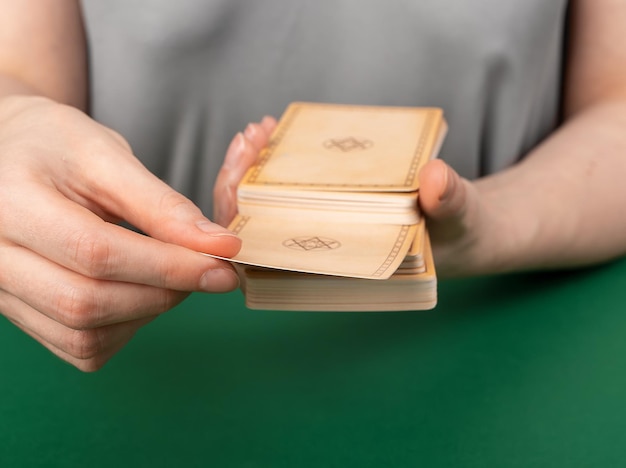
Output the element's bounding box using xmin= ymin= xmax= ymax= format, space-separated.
xmin=81 ymin=0 xmax=569 ymax=216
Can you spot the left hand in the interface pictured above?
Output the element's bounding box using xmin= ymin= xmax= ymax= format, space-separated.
xmin=417 ymin=159 xmax=505 ymax=278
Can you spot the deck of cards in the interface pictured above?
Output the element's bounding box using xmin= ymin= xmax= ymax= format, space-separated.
xmin=222 ymin=102 xmax=447 ymax=311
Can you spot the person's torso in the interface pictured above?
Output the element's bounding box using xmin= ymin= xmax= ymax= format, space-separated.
xmin=81 ymin=0 xmax=569 ymax=215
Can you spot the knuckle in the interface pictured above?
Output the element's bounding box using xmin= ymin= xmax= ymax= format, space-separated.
xmin=153 ymin=260 xmax=179 ymax=291
xmin=103 ymin=127 xmax=132 ymax=152
xmin=63 ymin=328 xmax=104 ymax=360
xmin=67 ymin=231 xmax=114 ymax=279
xmin=158 ymin=190 xmax=199 ymax=219
xmin=54 ymin=283 xmax=99 ymax=330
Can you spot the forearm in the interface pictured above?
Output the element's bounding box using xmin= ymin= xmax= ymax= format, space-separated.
xmin=475 ymin=100 xmax=626 ymax=273
xmin=0 ymin=0 xmax=88 ymax=109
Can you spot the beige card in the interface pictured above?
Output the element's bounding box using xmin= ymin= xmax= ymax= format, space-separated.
xmin=240 ymin=102 xmax=446 ymax=192
xmin=207 ymin=215 xmax=417 ymax=280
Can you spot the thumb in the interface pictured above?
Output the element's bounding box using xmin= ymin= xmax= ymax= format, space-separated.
xmin=418 ymin=159 xmax=470 ymax=222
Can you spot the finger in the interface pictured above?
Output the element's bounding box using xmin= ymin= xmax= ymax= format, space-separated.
xmin=0 ymin=243 xmax=189 ymax=328
xmin=1 ymin=186 xmax=240 ymax=292
xmin=40 ymin=334 xmax=133 ymax=372
xmin=7 ymin=312 xmax=151 ymax=372
xmin=243 ymin=117 xmax=277 ymax=151
xmin=259 ymin=115 xmax=278 ymax=135
xmin=213 ymin=133 xmax=260 ymax=227
xmin=213 ymin=117 xmax=278 ymax=226
xmin=61 ymin=137 xmax=242 ymax=256
xmin=418 ymin=159 xmax=471 ymax=221
xmin=1 ymin=290 xmax=156 ymax=370
xmin=227 ymin=119 xmax=274 ymax=173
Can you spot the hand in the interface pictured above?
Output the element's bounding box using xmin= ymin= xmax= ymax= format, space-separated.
xmin=419 ymin=159 xmax=520 ymax=278
xmin=0 ymin=95 xmax=241 ymax=371
xmin=213 ymin=116 xmax=277 ymax=227
xmin=418 ymin=159 xmax=485 ymax=277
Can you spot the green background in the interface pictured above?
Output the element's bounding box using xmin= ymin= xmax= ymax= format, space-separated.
xmin=3 ymin=259 xmax=626 ymax=467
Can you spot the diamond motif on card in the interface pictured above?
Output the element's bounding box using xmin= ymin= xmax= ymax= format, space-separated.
xmin=323 ymin=137 xmax=373 ymax=152
xmin=283 ymin=236 xmax=341 ymax=251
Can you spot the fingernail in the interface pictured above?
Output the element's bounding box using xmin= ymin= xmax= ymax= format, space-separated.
xmin=223 ymin=133 xmax=246 ymax=170
xmin=199 ymin=268 xmax=240 ymax=292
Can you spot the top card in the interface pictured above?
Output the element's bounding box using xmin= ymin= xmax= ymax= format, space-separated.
xmin=206 ymin=214 xmax=417 ymax=280
xmin=241 ymin=102 xmax=446 ymax=192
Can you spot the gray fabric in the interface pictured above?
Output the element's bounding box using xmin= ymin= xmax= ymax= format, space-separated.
xmin=81 ymin=0 xmax=569 ymax=216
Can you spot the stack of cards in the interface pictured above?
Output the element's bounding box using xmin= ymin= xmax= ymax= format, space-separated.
xmin=218 ymin=102 xmax=447 ymax=311
xmin=239 ymin=220 xmax=437 ymax=311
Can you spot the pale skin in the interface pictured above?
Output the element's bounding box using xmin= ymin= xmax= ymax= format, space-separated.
xmin=0 ymin=1 xmax=625 ymax=371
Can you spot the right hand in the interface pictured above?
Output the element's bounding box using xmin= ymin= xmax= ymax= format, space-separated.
xmin=213 ymin=116 xmax=277 ymax=227
xmin=0 ymin=95 xmax=241 ymax=371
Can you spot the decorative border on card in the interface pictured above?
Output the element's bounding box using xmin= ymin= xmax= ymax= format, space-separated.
xmin=372 ymin=224 xmax=412 ymax=278
xmin=229 ymin=215 xmax=250 ymax=235
xmin=246 ymin=105 xmax=302 ymax=185
xmin=404 ymin=110 xmax=436 ymax=187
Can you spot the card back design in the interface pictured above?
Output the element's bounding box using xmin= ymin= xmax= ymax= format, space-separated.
xmin=242 ymin=102 xmax=445 ymax=192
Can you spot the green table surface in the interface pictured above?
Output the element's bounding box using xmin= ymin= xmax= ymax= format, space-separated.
xmin=3 ymin=258 xmax=626 ymax=467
